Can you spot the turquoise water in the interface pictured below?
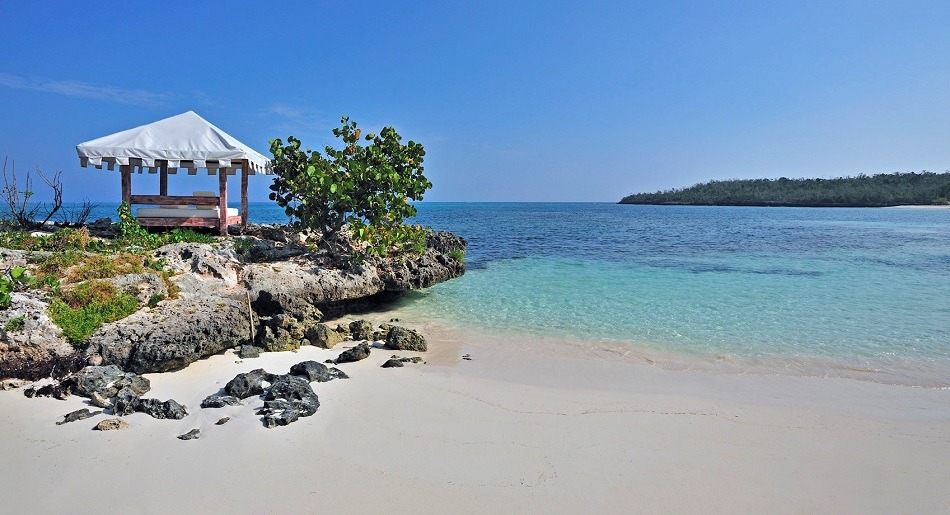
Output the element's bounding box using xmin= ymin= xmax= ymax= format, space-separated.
xmin=399 ymin=203 xmax=950 ymax=387
xmin=68 ymin=202 xmax=950 ymax=386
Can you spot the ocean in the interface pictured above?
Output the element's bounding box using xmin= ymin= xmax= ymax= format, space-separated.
xmin=67 ymin=201 xmax=950 ymax=387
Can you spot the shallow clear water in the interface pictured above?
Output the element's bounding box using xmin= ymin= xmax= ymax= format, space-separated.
xmin=71 ymin=202 xmax=950 ymax=386
xmin=400 ymin=203 xmax=950 ymax=387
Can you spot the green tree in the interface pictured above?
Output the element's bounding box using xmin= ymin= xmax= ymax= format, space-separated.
xmin=269 ymin=116 xmax=432 ymax=256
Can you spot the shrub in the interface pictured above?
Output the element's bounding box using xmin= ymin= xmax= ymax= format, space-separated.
xmin=269 ymin=116 xmax=432 ymax=258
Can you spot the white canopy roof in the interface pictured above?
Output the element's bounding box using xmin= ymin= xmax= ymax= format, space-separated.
xmin=76 ymin=111 xmax=272 ymax=174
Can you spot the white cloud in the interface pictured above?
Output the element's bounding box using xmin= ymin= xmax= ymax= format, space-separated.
xmin=263 ymin=103 xmax=306 ymax=119
xmin=0 ymin=72 xmax=173 ymax=107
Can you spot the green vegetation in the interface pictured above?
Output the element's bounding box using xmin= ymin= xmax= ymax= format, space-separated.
xmin=269 ymin=116 xmax=432 ymax=258
xmin=0 ymin=205 xmax=198 ymax=341
xmin=4 ymin=315 xmax=24 ymax=332
xmin=47 ymin=280 xmax=139 ymax=345
xmin=117 ymin=202 xmax=214 ymax=248
xmin=0 ymin=266 xmax=29 ymax=309
xmin=448 ymin=248 xmax=465 ymax=264
xmin=620 ymin=172 xmax=950 ymax=207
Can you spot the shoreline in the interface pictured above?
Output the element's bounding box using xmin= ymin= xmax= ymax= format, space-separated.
xmin=2 ymin=326 xmax=948 ymax=513
xmin=363 ymin=307 xmax=950 ymax=389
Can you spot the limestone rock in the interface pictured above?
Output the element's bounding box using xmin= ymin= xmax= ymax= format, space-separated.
xmin=177 ymin=429 xmax=200 ymax=440
xmin=384 ymin=326 xmax=427 ymax=352
xmin=257 ymin=374 xmax=319 ymax=428
xmin=153 ymin=243 xmax=241 ymax=285
xmin=381 ymin=358 xmax=404 ymax=368
xmin=0 ymin=293 xmax=80 ymax=381
xmin=238 ymin=345 xmax=261 ymax=359
xmin=224 ymin=369 xmax=267 ymax=399
xmin=200 ymin=394 xmax=242 ymax=408
xmin=113 ymin=387 xmax=140 ymax=416
xmin=88 ymin=294 xmax=252 ymax=374
xmin=260 ymin=314 xmax=305 ymax=352
xmin=348 ymin=319 xmax=375 ymax=341
xmin=136 ymin=398 xmax=187 ymax=420
xmin=56 ymin=408 xmax=102 ymax=425
xmin=101 ymin=273 xmax=168 ymax=307
xmin=305 ymin=323 xmax=349 ymax=349
xmin=24 ymin=381 xmax=72 ymax=400
xmin=381 ymin=355 xmax=425 ymax=368
xmin=289 ymin=360 xmax=349 ymax=382
xmin=335 ymin=343 xmax=371 ymax=364
xmin=0 ymin=378 xmax=28 ymax=390
xmin=376 ymin=231 xmax=466 ymax=291
xmin=89 ymin=392 xmax=112 ymax=409
xmin=63 ymin=365 xmax=151 ymax=399
xmin=93 ymin=418 xmax=129 ymax=431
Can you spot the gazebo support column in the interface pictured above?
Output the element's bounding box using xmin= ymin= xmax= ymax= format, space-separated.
xmin=218 ymin=168 xmax=229 ymax=236
xmin=241 ymin=165 xmax=248 ymax=231
xmin=120 ymin=165 xmax=131 ymax=206
xmin=159 ymin=165 xmax=168 ymax=196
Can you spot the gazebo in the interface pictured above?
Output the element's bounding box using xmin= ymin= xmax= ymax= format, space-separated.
xmin=76 ymin=111 xmax=272 ymax=235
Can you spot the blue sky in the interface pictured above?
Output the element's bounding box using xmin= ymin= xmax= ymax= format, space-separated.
xmin=1 ymin=1 xmax=949 ymax=202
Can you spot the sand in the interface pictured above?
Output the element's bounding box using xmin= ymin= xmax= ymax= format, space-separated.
xmin=1 ymin=330 xmax=949 ymax=514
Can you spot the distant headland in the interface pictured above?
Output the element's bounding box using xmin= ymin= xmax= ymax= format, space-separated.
xmin=619 ymin=171 xmax=950 ymax=207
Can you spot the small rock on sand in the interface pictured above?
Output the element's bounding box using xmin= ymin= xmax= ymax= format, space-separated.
xmin=93 ymin=418 xmax=129 ymax=431
xmin=177 ymin=429 xmax=200 ymax=440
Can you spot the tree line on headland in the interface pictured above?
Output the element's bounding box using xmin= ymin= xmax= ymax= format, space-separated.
xmin=619 ymin=172 xmax=950 ymax=207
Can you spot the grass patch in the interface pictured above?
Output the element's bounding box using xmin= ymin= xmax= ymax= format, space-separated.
xmin=448 ymin=248 xmax=465 ymax=263
xmin=0 ymin=227 xmax=105 ymax=253
xmin=4 ymin=315 xmax=24 ymax=331
xmin=48 ymin=280 xmax=139 ymax=345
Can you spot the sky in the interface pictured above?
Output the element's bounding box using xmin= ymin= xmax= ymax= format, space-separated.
xmin=1 ymin=1 xmax=949 ymax=202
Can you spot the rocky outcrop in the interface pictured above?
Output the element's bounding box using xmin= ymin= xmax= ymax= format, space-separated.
xmin=377 ymin=231 xmax=466 ymax=290
xmin=0 ymin=293 xmax=83 ymax=381
xmin=88 ymin=294 xmax=252 ymax=374
xmin=3 ymin=226 xmax=464 ymax=377
xmin=384 ymin=326 xmax=427 ymax=352
xmin=103 ymin=273 xmax=168 ymax=306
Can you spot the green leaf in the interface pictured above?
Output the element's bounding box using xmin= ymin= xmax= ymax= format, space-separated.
xmin=10 ymin=266 xmax=26 ymax=281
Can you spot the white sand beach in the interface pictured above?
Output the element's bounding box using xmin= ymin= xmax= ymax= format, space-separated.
xmin=1 ymin=326 xmax=948 ymax=514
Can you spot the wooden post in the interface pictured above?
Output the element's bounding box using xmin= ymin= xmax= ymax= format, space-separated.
xmin=120 ymin=165 xmax=132 ymax=206
xmin=159 ymin=164 xmax=168 ymax=196
xmin=218 ymin=167 xmax=229 ymax=236
xmin=241 ymin=163 xmax=249 ymax=231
